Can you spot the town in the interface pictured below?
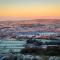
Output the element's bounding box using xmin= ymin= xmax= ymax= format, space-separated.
xmin=0 ymin=19 xmax=60 ymax=60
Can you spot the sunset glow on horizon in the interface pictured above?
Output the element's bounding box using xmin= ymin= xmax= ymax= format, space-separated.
xmin=0 ymin=0 xmax=60 ymax=20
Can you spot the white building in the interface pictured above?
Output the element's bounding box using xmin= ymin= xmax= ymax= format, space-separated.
xmin=0 ymin=40 xmax=26 ymax=53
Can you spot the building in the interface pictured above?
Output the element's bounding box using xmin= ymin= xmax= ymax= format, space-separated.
xmin=0 ymin=40 xmax=26 ymax=53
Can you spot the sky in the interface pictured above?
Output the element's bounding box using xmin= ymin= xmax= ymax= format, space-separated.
xmin=0 ymin=0 xmax=60 ymax=20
